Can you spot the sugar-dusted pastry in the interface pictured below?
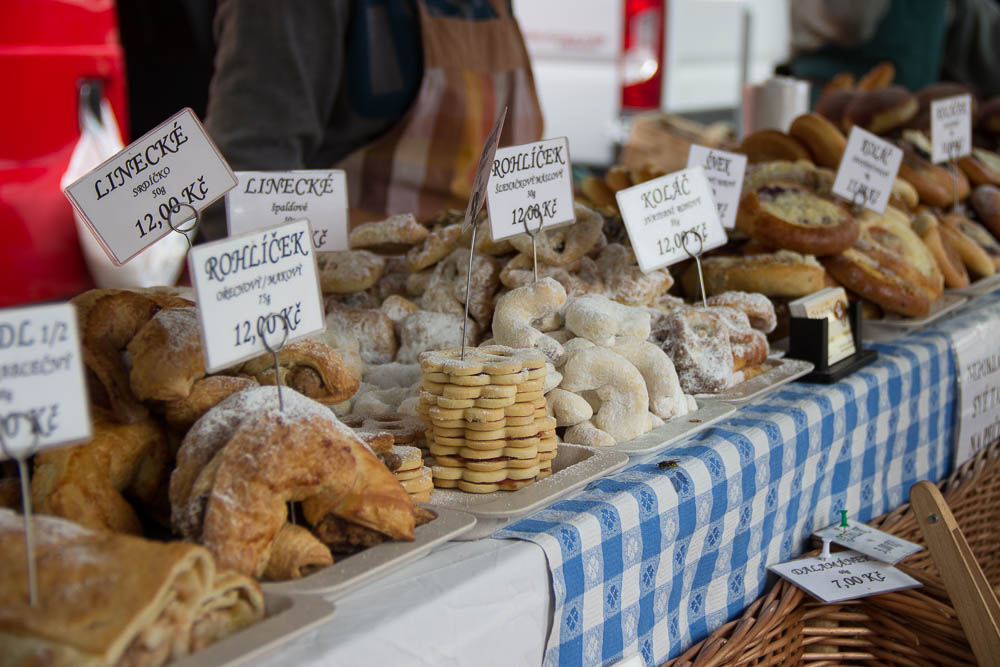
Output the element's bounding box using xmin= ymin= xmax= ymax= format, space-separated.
xmin=316 ymin=249 xmax=386 ymax=293
xmin=421 ymin=248 xmax=500 ymax=329
xmin=498 ymin=253 xmax=604 ymax=296
xmin=170 ymin=386 xmax=414 ymax=577
xmin=31 ymin=413 xmax=169 ymax=535
xmin=563 ymin=293 xmax=651 ymax=346
xmin=545 ymin=387 xmax=593 ymax=428
xmin=325 ymin=303 xmax=398 ymax=364
xmin=349 ymin=212 xmax=429 ymax=254
xmin=0 ymin=509 xmax=265 ymax=667
xmin=240 ymin=337 xmax=360 ymax=405
xmin=652 ymin=306 xmax=734 ymax=394
xmin=507 ymin=202 xmax=604 ymax=266
xmin=396 ymin=310 xmax=477 ymax=364
xmin=705 ymin=291 xmax=777 ymax=333
xmin=596 ymin=243 xmax=674 ymax=306
xmin=614 ymin=335 xmax=691 ymax=420
xmin=127 ymin=305 xmax=204 ymax=402
xmin=164 ymin=375 xmax=260 ymax=430
xmin=492 ymin=277 xmax=568 ymax=365
xmin=560 ymin=346 xmax=650 ymax=443
xmin=406 ymin=222 xmax=463 ymax=272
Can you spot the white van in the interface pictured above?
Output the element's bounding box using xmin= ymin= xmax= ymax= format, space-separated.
xmin=513 ymin=0 xmax=791 ymax=166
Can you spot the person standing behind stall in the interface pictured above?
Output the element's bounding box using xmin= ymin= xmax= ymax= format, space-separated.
xmin=202 ymin=0 xmax=543 ymax=238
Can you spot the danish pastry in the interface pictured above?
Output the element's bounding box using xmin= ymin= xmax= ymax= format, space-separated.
xmin=739 ymin=181 xmax=859 ymax=255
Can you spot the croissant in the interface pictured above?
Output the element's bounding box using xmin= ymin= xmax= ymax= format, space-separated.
xmin=163 ymin=375 xmax=259 ymax=431
xmin=128 ymin=306 xmax=206 ymax=402
xmin=170 ymin=386 xmax=413 ymax=578
xmin=262 ymin=523 xmax=334 ymax=580
xmin=0 ymin=509 xmax=264 ymax=667
xmin=240 ymin=338 xmax=360 ymax=405
xmin=31 ymin=413 xmax=169 ymax=534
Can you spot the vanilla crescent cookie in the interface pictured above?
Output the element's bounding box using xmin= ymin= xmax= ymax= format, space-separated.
xmin=316 ymin=250 xmax=386 ymax=294
xmin=349 ymin=212 xmax=429 ymax=253
xmin=563 ymin=293 xmax=651 ymax=347
xmin=613 ymin=336 xmax=691 ymax=420
xmin=559 ymin=346 xmax=651 ymax=443
xmin=545 ymin=387 xmax=593 ymax=427
xmin=491 ymin=277 xmax=569 ymax=365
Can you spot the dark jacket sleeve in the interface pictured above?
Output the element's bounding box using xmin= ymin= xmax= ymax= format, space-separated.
xmin=205 ymin=0 xmax=350 ymax=170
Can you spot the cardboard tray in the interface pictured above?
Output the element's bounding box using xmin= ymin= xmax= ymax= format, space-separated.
xmin=611 ymin=401 xmax=737 ymax=456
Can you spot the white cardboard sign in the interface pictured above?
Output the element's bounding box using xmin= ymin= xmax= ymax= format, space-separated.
xmin=0 ymin=303 xmax=91 ymax=460
xmin=616 ymin=166 xmax=727 ymax=273
xmin=187 ymin=219 xmax=326 ymax=373
xmin=931 ymin=94 xmax=973 ymax=164
xmin=769 ymin=549 xmax=921 ymax=603
xmin=485 ymin=137 xmax=574 ymax=241
xmin=685 ymin=145 xmax=747 ymax=229
xmin=64 ymin=108 xmax=237 ymax=265
xmin=226 ymin=170 xmax=349 ymax=251
xmin=947 ymin=315 xmax=1000 ymax=467
xmin=813 ymin=521 xmax=922 ymax=565
xmin=832 ymin=126 xmax=903 ymax=214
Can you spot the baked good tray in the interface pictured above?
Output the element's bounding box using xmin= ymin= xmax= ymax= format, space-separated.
xmin=172 ymin=593 xmax=336 ymax=667
xmin=261 ymin=506 xmax=476 ymax=598
xmin=947 ymin=272 xmax=1000 ymax=297
xmin=611 ymin=400 xmax=737 ymax=456
xmin=694 ymin=357 xmax=815 ymax=403
xmin=429 ymin=443 xmax=627 ymax=531
xmin=862 ymin=293 xmax=967 ymax=333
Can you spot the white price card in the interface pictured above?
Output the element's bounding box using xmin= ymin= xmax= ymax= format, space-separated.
xmin=64 ymin=108 xmax=238 ymax=265
xmin=188 ymin=219 xmax=326 ymax=373
xmin=226 ymin=170 xmax=349 ymax=251
xmin=931 ymin=94 xmax=973 ymax=164
xmin=485 ymin=137 xmax=574 ymax=241
xmin=686 ymin=145 xmax=747 ymax=229
xmin=0 ymin=303 xmax=91 ymax=460
xmin=946 ymin=314 xmax=1000 ymax=467
xmin=616 ymin=166 xmax=727 ymax=273
xmin=814 ymin=522 xmax=922 ymax=565
xmin=464 ymin=107 xmax=508 ymax=232
xmin=832 ymin=126 xmax=903 ymax=214
xmin=769 ymin=549 xmax=921 ymax=603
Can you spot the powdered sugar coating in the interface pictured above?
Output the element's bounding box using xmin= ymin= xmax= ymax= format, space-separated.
xmin=652 ymin=307 xmax=733 ymax=394
xmin=705 ymin=291 xmax=777 ymax=333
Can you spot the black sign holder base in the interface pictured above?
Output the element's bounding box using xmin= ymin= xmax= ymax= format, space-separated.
xmin=788 ymin=299 xmax=878 ymax=384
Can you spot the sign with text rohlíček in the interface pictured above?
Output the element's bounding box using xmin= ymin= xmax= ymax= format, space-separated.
xmin=188 ymin=219 xmax=325 ymax=373
xmin=486 ymin=137 xmax=574 ymax=242
xmin=64 ymin=108 xmax=238 ymax=265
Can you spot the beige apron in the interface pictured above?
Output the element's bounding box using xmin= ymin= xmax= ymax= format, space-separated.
xmin=335 ymin=0 xmax=543 ymax=225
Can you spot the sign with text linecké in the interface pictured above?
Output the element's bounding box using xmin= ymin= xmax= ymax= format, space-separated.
xmin=616 ymin=166 xmax=727 ymax=273
xmin=486 ymin=137 xmax=574 ymax=241
xmin=931 ymin=94 xmax=972 ymax=164
xmin=226 ymin=170 xmax=349 ymax=251
xmin=832 ymin=126 xmax=902 ymax=214
xmin=685 ymin=145 xmax=748 ymax=229
xmin=0 ymin=303 xmax=91 ymax=460
xmin=188 ymin=219 xmax=326 ymax=373
xmin=64 ymin=108 xmax=237 ymax=265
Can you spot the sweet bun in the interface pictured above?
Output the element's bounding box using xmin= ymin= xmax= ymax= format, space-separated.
xmin=856 ymin=61 xmax=895 ymax=91
xmin=912 ymin=211 xmax=970 ymax=288
xmin=788 ymin=113 xmax=846 ymax=169
xmin=682 ymin=251 xmax=828 ymax=298
xmin=843 ymin=86 xmax=918 ymax=134
xmin=959 ymin=148 xmax=1000 ymax=187
xmin=943 ymin=214 xmax=1000 ymax=269
xmin=740 ymin=181 xmax=859 ymax=255
xmin=856 ymin=208 xmax=943 ymax=300
xmin=971 ymin=184 xmax=1000 ymax=237
xmin=741 ymin=160 xmax=835 ymax=197
xmin=898 ymin=144 xmax=953 ymax=208
xmin=815 ymin=89 xmax=860 ymax=131
xmin=737 ymin=129 xmax=811 ymax=164
xmin=821 ymin=249 xmax=932 ymax=318
xmin=938 ymin=215 xmax=997 ymax=278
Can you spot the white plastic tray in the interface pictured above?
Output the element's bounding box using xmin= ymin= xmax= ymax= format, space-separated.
xmin=947 ymin=272 xmax=1000 ymax=297
xmin=428 ymin=443 xmax=628 ymax=522
xmin=172 ymin=593 xmax=336 ymax=667
xmin=863 ymin=293 xmax=968 ymax=333
xmin=611 ymin=401 xmax=737 ymax=456
xmin=261 ymin=506 xmax=476 ymax=598
xmin=694 ymin=357 xmax=815 ymax=403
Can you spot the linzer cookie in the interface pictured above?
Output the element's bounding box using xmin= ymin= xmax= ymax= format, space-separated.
xmin=417 ymin=345 xmax=556 ymax=493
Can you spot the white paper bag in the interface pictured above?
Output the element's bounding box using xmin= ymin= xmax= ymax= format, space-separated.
xmin=61 ymin=100 xmax=189 ymax=288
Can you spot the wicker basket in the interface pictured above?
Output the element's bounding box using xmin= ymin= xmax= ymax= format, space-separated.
xmin=663 ymin=441 xmax=1000 ymax=667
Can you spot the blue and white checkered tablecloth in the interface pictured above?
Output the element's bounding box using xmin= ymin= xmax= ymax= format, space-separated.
xmin=493 ymin=298 xmax=1000 ymax=666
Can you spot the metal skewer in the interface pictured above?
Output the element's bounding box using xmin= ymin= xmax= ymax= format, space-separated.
xmin=0 ymin=412 xmax=43 ymax=606
xmin=166 ymin=202 xmax=200 ymax=250
xmin=681 ymin=229 xmax=708 ymax=308
xmin=522 ymin=209 xmax=544 ymax=283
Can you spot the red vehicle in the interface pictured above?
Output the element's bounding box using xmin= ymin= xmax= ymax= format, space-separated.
xmin=0 ymin=0 xmax=128 ymax=306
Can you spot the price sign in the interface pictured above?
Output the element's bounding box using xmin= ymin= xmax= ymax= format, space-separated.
xmin=188 ymin=219 xmax=326 ymax=372
xmin=64 ymin=108 xmax=237 ymax=265
xmin=616 ymin=166 xmax=727 ymax=273
xmin=769 ymin=549 xmax=921 ymax=603
xmin=945 ymin=314 xmax=1000 ymax=467
xmin=0 ymin=303 xmax=91 ymax=460
xmin=485 ymin=137 xmax=574 ymax=241
xmin=463 ymin=107 xmax=508 ymax=232
xmin=832 ymin=126 xmax=902 ymax=214
xmin=931 ymin=94 xmax=973 ymax=164
xmin=814 ymin=521 xmax=922 ymax=565
xmin=686 ymin=145 xmax=747 ymax=229
xmin=226 ymin=170 xmax=349 ymax=251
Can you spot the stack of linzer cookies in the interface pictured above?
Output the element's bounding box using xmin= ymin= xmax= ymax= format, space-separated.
xmin=417 ymin=346 xmax=558 ymax=493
